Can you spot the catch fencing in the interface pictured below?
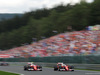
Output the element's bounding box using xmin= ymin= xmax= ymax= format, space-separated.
xmin=0 ymin=55 xmax=100 ymax=64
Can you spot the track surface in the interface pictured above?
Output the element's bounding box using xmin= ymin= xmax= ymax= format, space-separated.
xmin=0 ymin=66 xmax=100 ymax=75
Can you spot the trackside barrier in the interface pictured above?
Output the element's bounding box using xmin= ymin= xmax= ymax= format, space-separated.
xmin=0 ymin=55 xmax=100 ymax=64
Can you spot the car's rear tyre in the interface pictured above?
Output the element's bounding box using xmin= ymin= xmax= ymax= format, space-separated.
xmin=71 ymin=70 xmax=74 ymax=72
xmin=54 ymin=66 xmax=58 ymax=71
xmin=24 ymin=68 xmax=27 ymax=71
xmin=40 ymin=69 xmax=42 ymax=71
xmin=54 ymin=68 xmax=58 ymax=71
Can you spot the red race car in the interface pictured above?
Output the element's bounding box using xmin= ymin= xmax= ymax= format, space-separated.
xmin=54 ymin=62 xmax=74 ymax=71
xmin=24 ymin=62 xmax=42 ymax=71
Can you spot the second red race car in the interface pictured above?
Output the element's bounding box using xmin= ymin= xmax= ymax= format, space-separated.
xmin=54 ymin=62 xmax=74 ymax=71
xmin=24 ymin=62 xmax=42 ymax=71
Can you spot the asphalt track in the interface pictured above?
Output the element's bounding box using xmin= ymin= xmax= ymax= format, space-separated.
xmin=0 ymin=66 xmax=100 ymax=75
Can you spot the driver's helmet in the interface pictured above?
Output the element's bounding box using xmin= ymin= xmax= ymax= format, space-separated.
xmin=27 ymin=62 xmax=33 ymax=65
xmin=62 ymin=64 xmax=66 ymax=66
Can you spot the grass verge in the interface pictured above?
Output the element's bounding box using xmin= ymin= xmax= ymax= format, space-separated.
xmin=0 ymin=71 xmax=19 ymax=75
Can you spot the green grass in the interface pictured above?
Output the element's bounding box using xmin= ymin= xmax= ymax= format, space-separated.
xmin=0 ymin=71 xmax=19 ymax=75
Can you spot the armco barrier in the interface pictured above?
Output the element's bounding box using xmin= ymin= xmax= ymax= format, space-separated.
xmin=0 ymin=55 xmax=100 ymax=64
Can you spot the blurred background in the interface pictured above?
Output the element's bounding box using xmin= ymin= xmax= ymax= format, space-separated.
xmin=0 ymin=0 xmax=100 ymax=65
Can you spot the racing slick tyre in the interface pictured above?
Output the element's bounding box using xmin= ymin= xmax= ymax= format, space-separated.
xmin=39 ymin=66 xmax=42 ymax=71
xmin=54 ymin=66 xmax=58 ymax=71
xmin=37 ymin=66 xmax=42 ymax=71
xmin=24 ymin=68 xmax=27 ymax=71
xmin=69 ymin=66 xmax=74 ymax=72
xmin=40 ymin=69 xmax=42 ymax=71
xmin=24 ymin=66 xmax=28 ymax=71
xmin=71 ymin=70 xmax=74 ymax=72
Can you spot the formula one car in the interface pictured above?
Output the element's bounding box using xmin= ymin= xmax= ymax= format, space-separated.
xmin=24 ymin=62 xmax=42 ymax=71
xmin=54 ymin=62 xmax=74 ymax=71
xmin=0 ymin=62 xmax=9 ymax=66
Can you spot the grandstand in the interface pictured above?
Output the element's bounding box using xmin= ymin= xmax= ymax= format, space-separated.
xmin=0 ymin=30 xmax=100 ymax=58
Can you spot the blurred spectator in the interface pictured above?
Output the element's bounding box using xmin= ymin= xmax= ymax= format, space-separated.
xmin=0 ymin=30 xmax=100 ymax=58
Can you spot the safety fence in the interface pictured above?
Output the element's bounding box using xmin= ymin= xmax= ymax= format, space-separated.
xmin=0 ymin=55 xmax=100 ymax=64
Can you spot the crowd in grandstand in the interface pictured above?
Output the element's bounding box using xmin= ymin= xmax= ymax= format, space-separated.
xmin=0 ymin=30 xmax=100 ymax=58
